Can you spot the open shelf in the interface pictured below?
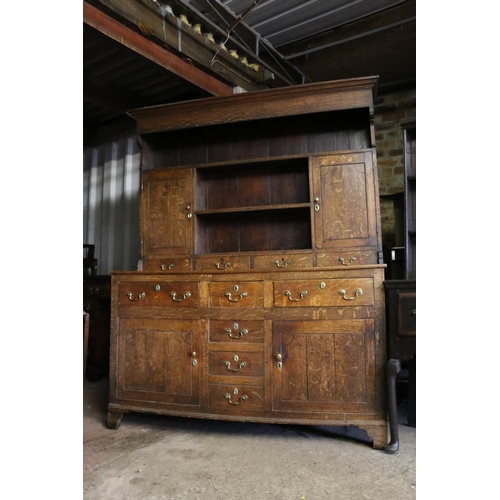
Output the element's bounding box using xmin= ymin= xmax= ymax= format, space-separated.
xmin=196 ymin=203 xmax=311 ymax=216
xmin=196 ymin=206 xmax=312 ymax=254
xmin=194 ymin=158 xmax=312 ymax=254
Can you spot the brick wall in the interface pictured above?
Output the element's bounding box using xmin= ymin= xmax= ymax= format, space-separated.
xmin=374 ymin=86 xmax=416 ymax=245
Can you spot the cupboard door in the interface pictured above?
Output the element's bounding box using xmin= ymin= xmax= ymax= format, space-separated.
xmin=116 ymin=318 xmax=201 ymax=405
xmin=272 ymin=320 xmax=376 ymax=413
xmin=142 ymin=169 xmax=193 ymax=257
xmin=311 ymin=152 xmax=378 ymax=249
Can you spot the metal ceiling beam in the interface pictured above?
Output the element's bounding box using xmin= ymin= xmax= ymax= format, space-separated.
xmin=83 ymin=1 xmax=234 ymax=97
xmin=175 ymin=0 xmax=308 ymax=85
xmin=284 ymin=16 xmax=416 ymax=60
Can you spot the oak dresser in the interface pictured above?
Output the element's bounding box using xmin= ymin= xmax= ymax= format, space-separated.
xmin=107 ymin=77 xmax=388 ymax=449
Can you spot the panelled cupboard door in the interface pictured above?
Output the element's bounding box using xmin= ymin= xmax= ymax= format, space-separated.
xmin=311 ymin=152 xmax=378 ymax=250
xmin=272 ymin=319 xmax=376 ymax=413
xmin=141 ymin=169 xmax=193 ymax=256
xmin=116 ymin=317 xmax=201 ymax=406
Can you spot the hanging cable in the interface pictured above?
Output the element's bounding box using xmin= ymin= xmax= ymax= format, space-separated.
xmin=210 ymin=0 xmax=262 ymax=66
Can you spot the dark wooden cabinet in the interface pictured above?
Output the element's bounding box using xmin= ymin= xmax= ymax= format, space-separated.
xmin=83 ymin=275 xmax=111 ymax=380
xmin=384 ymin=280 xmax=416 ymax=428
xmin=108 ymin=77 xmax=389 ymax=449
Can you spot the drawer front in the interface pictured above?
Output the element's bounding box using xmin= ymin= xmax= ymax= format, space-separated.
xmin=209 ymin=281 xmax=264 ymax=307
xmin=252 ymin=253 xmax=313 ymax=270
xmin=316 ymin=251 xmax=378 ymax=267
xmin=83 ymin=282 xmax=111 ymax=300
xmin=208 ymin=385 xmax=265 ymax=411
xmin=208 ymin=352 xmax=264 ymax=377
xmin=274 ymin=278 xmax=374 ymax=307
xmin=209 ymin=320 xmax=264 ymax=343
xmin=118 ymin=282 xmax=199 ymax=307
xmin=196 ymin=255 xmax=250 ymax=272
xmin=143 ymin=257 xmax=192 ymax=272
xmin=398 ymin=292 xmax=416 ymax=336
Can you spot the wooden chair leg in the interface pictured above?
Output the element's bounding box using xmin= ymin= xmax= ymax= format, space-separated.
xmin=384 ymin=358 xmax=401 ymax=453
xmin=83 ymin=311 xmax=90 ymax=378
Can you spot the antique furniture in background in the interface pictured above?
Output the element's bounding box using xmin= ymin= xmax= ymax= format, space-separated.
xmin=83 ymin=311 xmax=90 ymax=377
xmin=107 ymin=77 xmax=389 ymax=449
xmin=83 ymin=275 xmax=111 ymax=380
xmin=384 ymin=120 xmax=416 ymax=452
xmin=83 ymin=244 xmax=98 ymax=276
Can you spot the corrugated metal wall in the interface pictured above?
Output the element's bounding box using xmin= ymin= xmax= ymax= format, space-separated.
xmin=83 ymin=134 xmax=141 ymax=274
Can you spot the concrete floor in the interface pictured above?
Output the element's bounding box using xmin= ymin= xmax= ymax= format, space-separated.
xmin=84 ymin=377 xmax=416 ymax=500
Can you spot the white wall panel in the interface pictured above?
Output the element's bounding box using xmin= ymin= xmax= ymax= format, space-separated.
xmin=83 ymin=134 xmax=141 ymax=274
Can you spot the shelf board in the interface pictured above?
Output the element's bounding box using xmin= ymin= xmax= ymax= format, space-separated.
xmin=195 ymin=203 xmax=311 ymax=216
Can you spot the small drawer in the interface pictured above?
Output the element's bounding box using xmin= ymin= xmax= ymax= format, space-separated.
xmin=118 ymin=282 xmax=199 ymax=307
xmin=209 ymin=352 xmax=264 ymax=377
xmin=274 ymin=278 xmax=374 ymax=307
xmin=209 ymin=320 xmax=264 ymax=343
xmin=83 ymin=282 xmax=111 ymax=300
xmin=398 ymin=292 xmax=416 ymax=336
xmin=209 ymin=281 xmax=264 ymax=307
xmin=208 ymin=385 xmax=265 ymax=411
xmin=196 ymin=255 xmax=250 ymax=271
xmin=316 ymin=251 xmax=378 ymax=267
xmin=143 ymin=257 xmax=192 ymax=272
xmin=252 ymin=253 xmax=313 ymax=270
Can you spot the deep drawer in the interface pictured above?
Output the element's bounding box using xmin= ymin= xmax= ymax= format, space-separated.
xmin=274 ymin=278 xmax=374 ymax=307
xmin=118 ymin=282 xmax=200 ymax=307
xmin=209 ymin=320 xmax=264 ymax=343
xmin=209 ymin=281 xmax=264 ymax=307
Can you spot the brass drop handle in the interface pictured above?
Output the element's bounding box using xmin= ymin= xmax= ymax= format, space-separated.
xmin=338 ymin=257 xmax=357 ymax=266
xmin=223 ymin=354 xmax=247 ymax=371
xmin=224 ymin=290 xmax=248 ymax=302
xmin=186 ymin=204 xmax=192 ymax=220
xmin=284 ymin=290 xmax=308 ymax=302
xmin=314 ymin=197 xmax=320 ymax=212
xmin=170 ymin=291 xmax=191 ymax=302
xmin=159 ymin=263 xmax=175 ymax=270
xmin=191 ymin=351 xmax=197 ymax=367
xmin=225 ymin=323 xmax=248 ymax=339
xmin=274 ymin=258 xmax=291 ymax=268
xmin=126 ymin=292 xmax=145 ymax=302
xmin=338 ymin=288 xmax=363 ymax=300
xmin=215 ymin=258 xmax=231 ymax=270
xmin=224 ymin=390 xmax=248 ymax=405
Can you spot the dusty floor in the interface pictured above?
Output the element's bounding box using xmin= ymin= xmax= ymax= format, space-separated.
xmin=83 ymin=377 xmax=416 ymax=500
